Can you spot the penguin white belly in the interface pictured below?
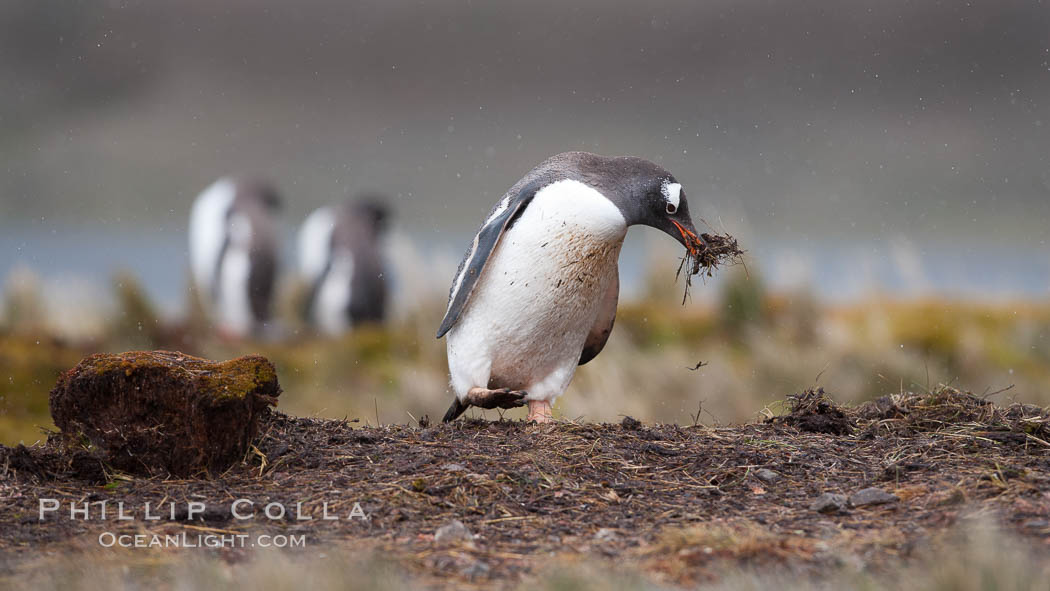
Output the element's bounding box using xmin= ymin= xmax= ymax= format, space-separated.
xmin=217 ymin=246 xmax=254 ymax=337
xmin=314 ymin=253 xmax=354 ymax=336
xmin=298 ymin=206 xmax=336 ymax=284
xmin=216 ymin=214 xmax=256 ymax=338
xmin=188 ymin=178 xmax=236 ymax=296
xmin=447 ymin=180 xmax=627 ymax=403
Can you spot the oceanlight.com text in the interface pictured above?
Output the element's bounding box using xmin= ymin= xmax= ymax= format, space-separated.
xmin=97 ymin=532 xmax=306 ymax=549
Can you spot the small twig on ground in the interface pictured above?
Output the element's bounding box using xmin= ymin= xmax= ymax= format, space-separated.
xmin=982 ymin=384 xmax=1016 ymax=400
xmin=692 ymin=400 xmax=704 ymax=427
xmin=815 ymin=362 xmax=831 ymax=384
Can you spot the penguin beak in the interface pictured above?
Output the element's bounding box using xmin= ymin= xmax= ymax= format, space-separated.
xmin=671 ymin=219 xmax=706 ymax=256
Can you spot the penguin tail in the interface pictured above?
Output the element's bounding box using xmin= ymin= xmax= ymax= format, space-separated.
xmin=442 ymin=397 xmax=468 ymax=423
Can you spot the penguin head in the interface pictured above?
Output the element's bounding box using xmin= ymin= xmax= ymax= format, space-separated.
xmin=234 ymin=178 xmax=283 ymax=212
xmin=569 ymin=153 xmax=704 ymax=252
xmin=258 ymin=185 xmax=283 ymax=211
xmin=631 ymin=170 xmax=704 ymax=253
xmin=350 ymin=195 xmax=391 ymax=235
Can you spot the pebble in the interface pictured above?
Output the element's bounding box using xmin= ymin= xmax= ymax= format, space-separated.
xmin=755 ymin=469 xmax=781 ymax=484
xmin=849 ymin=487 xmax=899 ymax=507
xmin=434 ymin=520 xmax=473 ymax=544
xmin=810 ymin=493 xmax=848 ymax=514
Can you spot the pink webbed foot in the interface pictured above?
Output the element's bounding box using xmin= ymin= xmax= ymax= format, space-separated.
xmin=526 ymin=400 xmax=554 ymax=423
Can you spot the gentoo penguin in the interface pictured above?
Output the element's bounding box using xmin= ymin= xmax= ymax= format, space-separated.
xmin=297 ymin=197 xmax=390 ymax=335
xmin=438 ymin=151 xmax=704 ymax=423
xmin=188 ymin=177 xmax=282 ymax=339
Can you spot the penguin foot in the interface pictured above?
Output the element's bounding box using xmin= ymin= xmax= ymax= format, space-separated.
xmin=526 ymin=400 xmax=554 ymax=423
xmin=442 ymin=397 xmax=467 ymax=423
xmin=442 ymin=388 xmax=529 ymax=423
xmin=466 ymin=387 xmax=528 ymax=410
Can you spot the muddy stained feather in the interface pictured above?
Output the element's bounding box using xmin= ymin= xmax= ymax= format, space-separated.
xmin=676 ymin=231 xmax=744 ymax=304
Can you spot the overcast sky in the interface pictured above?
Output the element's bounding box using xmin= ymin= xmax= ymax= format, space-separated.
xmin=1 ymin=0 xmax=1048 ymax=250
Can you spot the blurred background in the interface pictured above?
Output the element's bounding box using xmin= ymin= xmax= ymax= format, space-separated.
xmin=2 ymin=0 xmax=1049 ymax=444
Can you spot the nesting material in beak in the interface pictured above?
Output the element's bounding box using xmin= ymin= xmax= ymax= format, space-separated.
xmin=675 ymin=230 xmax=745 ymax=304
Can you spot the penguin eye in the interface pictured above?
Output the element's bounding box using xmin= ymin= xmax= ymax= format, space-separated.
xmin=665 ymin=202 xmax=678 ymax=215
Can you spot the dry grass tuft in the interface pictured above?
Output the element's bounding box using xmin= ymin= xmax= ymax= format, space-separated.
xmin=857 ymin=385 xmax=1050 ymax=446
xmin=766 ymin=387 xmax=855 ymax=435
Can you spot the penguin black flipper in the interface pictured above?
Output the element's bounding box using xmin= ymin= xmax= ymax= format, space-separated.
xmin=442 ymin=397 xmax=468 ymax=423
xmin=579 ymin=269 xmax=619 ymax=365
xmin=248 ymin=247 xmax=277 ymax=324
xmin=436 ymin=178 xmax=545 ymax=338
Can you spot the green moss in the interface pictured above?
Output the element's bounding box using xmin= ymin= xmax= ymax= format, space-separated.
xmin=198 ymin=356 xmax=278 ymax=401
xmin=77 ymin=351 xmax=278 ymax=402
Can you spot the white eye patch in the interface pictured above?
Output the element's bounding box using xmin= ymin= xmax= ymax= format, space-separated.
xmin=661 ymin=182 xmax=681 ymax=213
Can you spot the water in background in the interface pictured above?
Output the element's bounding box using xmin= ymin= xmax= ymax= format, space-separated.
xmin=2 ymin=220 xmax=1046 ymax=327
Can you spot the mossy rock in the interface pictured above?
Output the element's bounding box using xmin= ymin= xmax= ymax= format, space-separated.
xmin=49 ymin=350 xmax=280 ymax=476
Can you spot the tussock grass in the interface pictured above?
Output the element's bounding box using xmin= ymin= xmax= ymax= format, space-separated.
xmin=3 ymin=265 xmax=1050 ymax=443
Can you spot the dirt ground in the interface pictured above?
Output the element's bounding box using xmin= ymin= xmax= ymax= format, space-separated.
xmin=2 ymin=388 xmax=1049 ymax=588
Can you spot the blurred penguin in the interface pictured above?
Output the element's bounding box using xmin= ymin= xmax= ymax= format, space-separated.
xmin=298 ymin=197 xmax=390 ymax=336
xmin=188 ymin=177 xmax=282 ymax=339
